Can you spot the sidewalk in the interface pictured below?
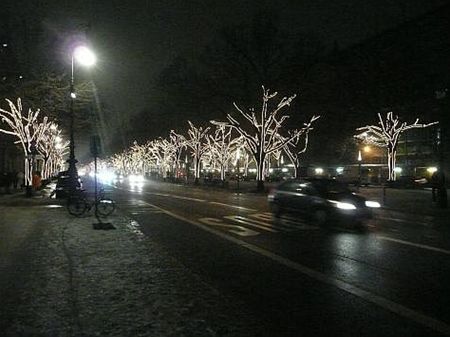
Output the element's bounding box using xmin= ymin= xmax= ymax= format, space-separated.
xmin=0 ymin=194 xmax=260 ymax=337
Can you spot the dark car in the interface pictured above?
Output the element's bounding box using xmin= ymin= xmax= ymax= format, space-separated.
xmin=268 ymin=178 xmax=380 ymax=226
xmin=55 ymin=171 xmax=83 ymax=199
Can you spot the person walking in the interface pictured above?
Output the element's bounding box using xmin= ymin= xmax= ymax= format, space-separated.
xmin=431 ymin=170 xmax=447 ymax=208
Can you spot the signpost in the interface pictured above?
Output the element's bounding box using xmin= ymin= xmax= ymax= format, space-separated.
xmin=90 ymin=135 xmax=102 ymax=213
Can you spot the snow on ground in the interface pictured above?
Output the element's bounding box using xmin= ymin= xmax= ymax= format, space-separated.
xmin=0 ymin=204 xmax=262 ymax=337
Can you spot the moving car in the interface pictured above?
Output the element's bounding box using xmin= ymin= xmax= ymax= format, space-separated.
xmin=268 ymin=178 xmax=380 ymax=226
xmin=54 ymin=171 xmax=83 ymax=199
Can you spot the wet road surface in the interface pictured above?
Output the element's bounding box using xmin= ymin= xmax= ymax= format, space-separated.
xmin=106 ymin=180 xmax=450 ymax=336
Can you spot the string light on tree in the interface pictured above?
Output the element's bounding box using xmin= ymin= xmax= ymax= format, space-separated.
xmin=213 ymin=86 xmax=319 ymax=190
xmin=355 ymin=112 xmax=438 ymax=181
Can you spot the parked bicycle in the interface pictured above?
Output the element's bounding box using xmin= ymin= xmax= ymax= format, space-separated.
xmin=67 ymin=188 xmax=115 ymax=217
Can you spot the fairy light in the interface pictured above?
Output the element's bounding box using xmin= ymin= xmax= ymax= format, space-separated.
xmin=355 ymin=112 xmax=438 ymax=181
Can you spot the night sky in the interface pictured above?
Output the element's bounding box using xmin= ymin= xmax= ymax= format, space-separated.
xmin=4 ymin=0 xmax=448 ymax=157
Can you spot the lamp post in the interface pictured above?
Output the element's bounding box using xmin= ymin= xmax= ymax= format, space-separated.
xmin=67 ymin=46 xmax=96 ymax=191
xmin=357 ymin=150 xmax=362 ymax=189
xmin=236 ymin=147 xmax=241 ymax=191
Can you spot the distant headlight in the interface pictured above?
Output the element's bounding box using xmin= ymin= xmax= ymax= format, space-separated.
xmin=365 ymin=200 xmax=381 ymax=208
xmin=129 ymin=174 xmax=145 ymax=183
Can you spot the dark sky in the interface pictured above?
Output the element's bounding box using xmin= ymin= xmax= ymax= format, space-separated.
xmin=5 ymin=0 xmax=449 ymax=153
xmin=10 ymin=0 xmax=445 ymax=111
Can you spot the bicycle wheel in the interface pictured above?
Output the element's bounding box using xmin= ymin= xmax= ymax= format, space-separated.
xmin=67 ymin=196 xmax=87 ymax=216
xmin=95 ymin=198 xmax=116 ymax=217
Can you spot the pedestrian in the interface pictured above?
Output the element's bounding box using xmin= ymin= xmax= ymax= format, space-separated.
xmin=32 ymin=171 xmax=42 ymax=190
xmin=431 ymin=170 xmax=447 ymax=208
xmin=431 ymin=171 xmax=443 ymax=202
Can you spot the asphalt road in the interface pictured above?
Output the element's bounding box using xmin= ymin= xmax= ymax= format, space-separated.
xmin=106 ymin=179 xmax=450 ymax=337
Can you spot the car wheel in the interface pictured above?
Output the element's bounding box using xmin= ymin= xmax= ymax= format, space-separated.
xmin=312 ymin=208 xmax=328 ymax=226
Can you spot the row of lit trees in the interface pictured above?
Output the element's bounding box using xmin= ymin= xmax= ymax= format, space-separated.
xmin=0 ymin=98 xmax=69 ymax=185
xmin=108 ymin=87 xmax=439 ymax=189
xmin=1 ymin=90 xmax=438 ymax=190
xmin=109 ymin=87 xmax=320 ymax=190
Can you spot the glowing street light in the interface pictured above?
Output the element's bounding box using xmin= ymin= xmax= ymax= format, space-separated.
xmin=67 ymin=45 xmax=96 ymax=193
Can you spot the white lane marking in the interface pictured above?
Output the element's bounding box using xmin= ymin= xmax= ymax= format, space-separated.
xmin=115 ymin=184 xmax=258 ymax=211
xmin=224 ymin=215 xmax=278 ymax=232
xmin=199 ymin=217 xmax=259 ymax=236
xmin=143 ymin=202 xmax=450 ymax=336
xmin=209 ymin=201 xmax=257 ymax=212
xmin=145 ymin=191 xmax=206 ymax=202
xmin=250 ymin=213 xmax=318 ymax=231
xmin=377 ymin=235 xmax=450 ymax=255
xmin=377 ymin=216 xmax=429 ymax=226
xmin=247 ymin=214 xmax=297 ymax=231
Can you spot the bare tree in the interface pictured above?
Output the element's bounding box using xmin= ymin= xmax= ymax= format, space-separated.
xmin=214 ymin=87 xmax=319 ymax=190
xmin=355 ymin=112 xmax=438 ymax=181
xmin=169 ymin=131 xmax=186 ymax=179
xmin=206 ymin=122 xmax=241 ymax=182
xmin=282 ymin=123 xmax=316 ymax=178
xmin=0 ymin=98 xmax=50 ymax=185
xmin=184 ymin=121 xmax=210 ymax=184
xmin=146 ymin=138 xmax=176 ymax=178
xmin=37 ymin=123 xmax=69 ymax=179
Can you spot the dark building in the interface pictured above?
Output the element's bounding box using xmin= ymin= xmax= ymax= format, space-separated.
xmin=309 ymin=3 xmax=449 ymax=179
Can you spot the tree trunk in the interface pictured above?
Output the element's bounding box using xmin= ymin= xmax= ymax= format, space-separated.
xmin=194 ymin=157 xmax=201 ymax=179
xmin=387 ymin=146 xmax=397 ymax=181
xmin=220 ymin=165 xmax=225 ymax=181
xmin=256 ymin=180 xmax=265 ymax=191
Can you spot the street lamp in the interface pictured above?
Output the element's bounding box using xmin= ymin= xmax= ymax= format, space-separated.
xmin=358 ymin=150 xmax=362 ymax=188
xmin=67 ymin=45 xmax=96 ymax=191
xmin=236 ymin=147 xmax=241 ymax=191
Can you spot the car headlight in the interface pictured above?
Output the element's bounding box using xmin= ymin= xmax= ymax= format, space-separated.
xmin=336 ymin=202 xmax=357 ymax=210
xmin=331 ymin=200 xmax=357 ymax=210
xmin=365 ymin=200 xmax=381 ymax=208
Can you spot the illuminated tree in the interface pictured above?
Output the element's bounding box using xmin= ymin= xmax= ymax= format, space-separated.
xmin=206 ymin=123 xmax=240 ymax=182
xmin=146 ymin=138 xmax=176 ymax=178
xmin=214 ymin=87 xmax=319 ymax=190
xmin=111 ymin=151 xmax=130 ymax=175
xmin=0 ymin=98 xmax=50 ymax=185
xmin=52 ymin=137 xmax=69 ymax=176
xmin=128 ymin=141 xmax=149 ymax=175
xmin=184 ymin=121 xmax=210 ymax=184
xmin=282 ymin=123 xmax=316 ymax=178
xmin=169 ymin=131 xmax=186 ymax=178
xmin=37 ymin=123 xmax=69 ymax=179
xmin=355 ymin=112 xmax=438 ymax=181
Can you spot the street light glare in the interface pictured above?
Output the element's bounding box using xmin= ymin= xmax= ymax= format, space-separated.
xmin=73 ymin=46 xmax=96 ymax=66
